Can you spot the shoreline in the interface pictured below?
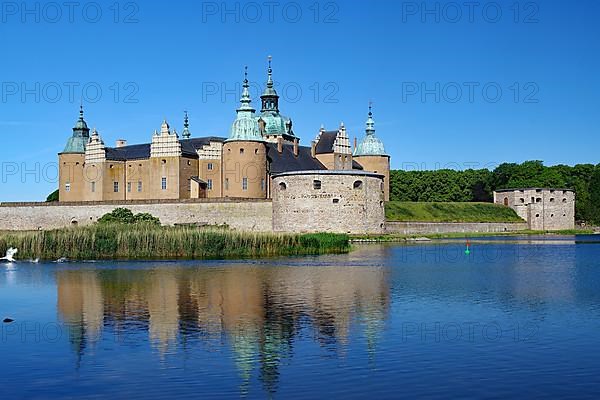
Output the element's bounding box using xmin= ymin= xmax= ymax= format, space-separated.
xmin=350 ymin=229 xmax=597 ymax=243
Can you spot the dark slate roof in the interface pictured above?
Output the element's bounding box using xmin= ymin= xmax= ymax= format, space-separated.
xmin=352 ymin=160 xmax=363 ymax=170
xmin=314 ymin=131 xmax=338 ymax=154
xmin=105 ymin=136 xmax=225 ymax=161
xmin=266 ymin=143 xmax=326 ymax=174
xmin=106 ymin=144 xmax=150 ymax=161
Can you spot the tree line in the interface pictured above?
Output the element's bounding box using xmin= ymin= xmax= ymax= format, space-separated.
xmin=390 ymin=161 xmax=600 ymax=224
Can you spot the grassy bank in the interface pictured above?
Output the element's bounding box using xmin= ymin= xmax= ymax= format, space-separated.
xmin=0 ymin=224 xmax=350 ymax=261
xmin=386 ymin=202 xmax=524 ymax=223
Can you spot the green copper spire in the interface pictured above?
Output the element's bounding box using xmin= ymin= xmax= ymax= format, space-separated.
xmin=62 ymin=105 xmax=91 ymax=153
xmin=182 ymin=111 xmax=191 ymax=139
xmin=354 ymin=102 xmax=387 ymax=156
xmin=227 ymin=67 xmax=263 ymax=142
xmin=261 ymin=56 xmax=279 ymax=112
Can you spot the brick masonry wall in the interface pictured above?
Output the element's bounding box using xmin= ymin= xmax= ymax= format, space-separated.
xmin=0 ymin=200 xmax=273 ymax=232
xmin=385 ymin=221 xmax=529 ymax=235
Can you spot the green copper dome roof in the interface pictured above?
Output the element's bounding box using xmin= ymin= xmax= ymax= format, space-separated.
xmin=62 ymin=106 xmax=90 ymax=153
xmin=354 ymin=105 xmax=387 ymax=156
xmin=227 ymin=67 xmax=263 ymax=142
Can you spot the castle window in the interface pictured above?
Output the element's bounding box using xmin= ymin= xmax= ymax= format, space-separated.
xmin=65 ymin=182 xmax=71 ymax=192
xmin=550 ymin=198 xmax=555 ymax=202
xmin=354 ymin=180 xmax=364 ymax=190
xmin=551 ymin=214 xmax=554 ymax=218
xmin=162 ymin=159 xmax=167 ymax=164
xmin=255 ymin=148 xmax=259 ymax=154
xmin=563 ymin=214 xmax=567 ymax=217
xmin=242 ymin=177 xmax=248 ymax=191
xmin=333 ymin=199 xmax=340 ymax=204
xmin=503 ymin=197 xmax=509 ymax=206
xmin=563 ymin=198 xmax=567 ymax=203
xmin=313 ymin=180 xmax=322 ymax=190
xmin=138 ymin=181 xmax=142 ymax=192
xmin=536 ymin=198 xmax=542 ymax=203
xmin=225 ymin=178 xmax=229 ymax=190
xmin=380 ymin=201 xmax=384 ymax=207
xmin=520 ymin=198 xmax=525 ymax=203
xmin=279 ymin=182 xmax=287 ymax=191
xmin=207 ymin=163 xmax=213 ymax=171
xmin=207 ymin=179 xmax=213 ymax=190
xmin=240 ymin=148 xmax=245 ymax=154
xmin=261 ymin=179 xmax=265 ymax=191
xmin=110 ymin=164 xmax=114 ymax=169
xmin=113 ymin=182 xmax=119 ymax=193
xmin=187 ymin=160 xmax=191 ymax=166
xmin=536 ymin=214 xmax=540 ymax=218
xmin=161 ymin=177 xmax=167 ymax=190
xmin=127 ymin=182 xmax=132 ymax=193
xmin=91 ymin=182 xmax=95 ymax=193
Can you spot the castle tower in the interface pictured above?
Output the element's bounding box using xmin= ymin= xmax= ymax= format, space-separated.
xmin=223 ymin=67 xmax=268 ymax=198
xmin=258 ymin=56 xmax=297 ymax=144
xmin=353 ymin=104 xmax=390 ymax=201
xmin=59 ymin=106 xmax=90 ymax=202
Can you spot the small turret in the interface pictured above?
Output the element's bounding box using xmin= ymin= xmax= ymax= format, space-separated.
xmin=182 ymin=111 xmax=191 ymax=139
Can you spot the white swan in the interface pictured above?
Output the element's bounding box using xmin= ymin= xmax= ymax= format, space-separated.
xmin=0 ymin=248 xmax=18 ymax=263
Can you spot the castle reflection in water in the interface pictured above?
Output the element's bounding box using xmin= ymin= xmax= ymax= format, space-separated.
xmin=56 ymin=263 xmax=390 ymax=391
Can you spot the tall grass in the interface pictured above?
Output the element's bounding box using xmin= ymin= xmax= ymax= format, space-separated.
xmin=0 ymin=224 xmax=350 ymax=261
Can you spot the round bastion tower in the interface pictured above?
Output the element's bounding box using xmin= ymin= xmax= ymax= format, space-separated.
xmin=353 ymin=104 xmax=390 ymax=201
xmin=222 ymin=67 xmax=268 ymax=198
xmin=58 ymin=105 xmax=90 ymax=202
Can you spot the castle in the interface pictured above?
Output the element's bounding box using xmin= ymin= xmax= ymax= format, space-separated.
xmin=493 ymin=188 xmax=575 ymax=230
xmin=58 ymin=59 xmax=390 ymax=207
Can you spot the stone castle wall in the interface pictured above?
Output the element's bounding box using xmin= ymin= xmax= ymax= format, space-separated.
xmin=0 ymin=200 xmax=273 ymax=232
xmin=272 ymin=171 xmax=385 ymax=234
xmin=385 ymin=221 xmax=528 ymax=235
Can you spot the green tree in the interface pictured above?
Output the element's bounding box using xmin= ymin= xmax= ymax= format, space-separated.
xmin=46 ymin=189 xmax=59 ymax=202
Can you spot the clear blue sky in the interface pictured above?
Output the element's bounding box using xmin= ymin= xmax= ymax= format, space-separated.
xmin=1 ymin=0 xmax=598 ymax=201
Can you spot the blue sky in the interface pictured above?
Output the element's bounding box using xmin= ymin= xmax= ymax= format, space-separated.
xmin=1 ymin=0 xmax=599 ymax=201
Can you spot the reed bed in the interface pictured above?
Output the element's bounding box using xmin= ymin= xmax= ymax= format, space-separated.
xmin=0 ymin=224 xmax=350 ymax=261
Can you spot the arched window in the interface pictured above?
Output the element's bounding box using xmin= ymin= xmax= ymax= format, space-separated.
xmin=563 ymin=198 xmax=567 ymax=203
xmin=279 ymin=182 xmax=287 ymax=190
xmin=503 ymin=197 xmax=509 ymax=206
xmin=240 ymin=148 xmax=244 ymax=154
xmin=353 ymin=180 xmax=363 ymax=189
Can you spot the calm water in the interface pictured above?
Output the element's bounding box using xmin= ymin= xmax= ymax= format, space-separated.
xmin=2 ymin=236 xmax=600 ymax=399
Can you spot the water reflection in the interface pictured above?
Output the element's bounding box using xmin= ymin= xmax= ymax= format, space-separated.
xmin=56 ymin=265 xmax=390 ymax=393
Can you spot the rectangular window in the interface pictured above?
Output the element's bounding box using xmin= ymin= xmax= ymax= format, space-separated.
xmin=207 ymin=179 xmax=213 ymax=190
xmin=188 ymin=179 xmax=191 ymax=191
xmin=138 ymin=181 xmax=142 ymax=192
xmin=65 ymin=182 xmax=71 ymax=192
xmin=261 ymin=178 xmax=265 ymax=191
xmin=113 ymin=182 xmax=119 ymax=193
xmin=91 ymin=182 xmax=95 ymax=193
xmin=242 ymin=177 xmax=248 ymax=191
xmin=127 ymin=182 xmax=132 ymax=193
xmin=161 ymin=177 xmax=167 ymax=190
xmin=207 ymin=163 xmax=213 ymax=171
xmin=225 ymin=178 xmax=229 ymax=190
